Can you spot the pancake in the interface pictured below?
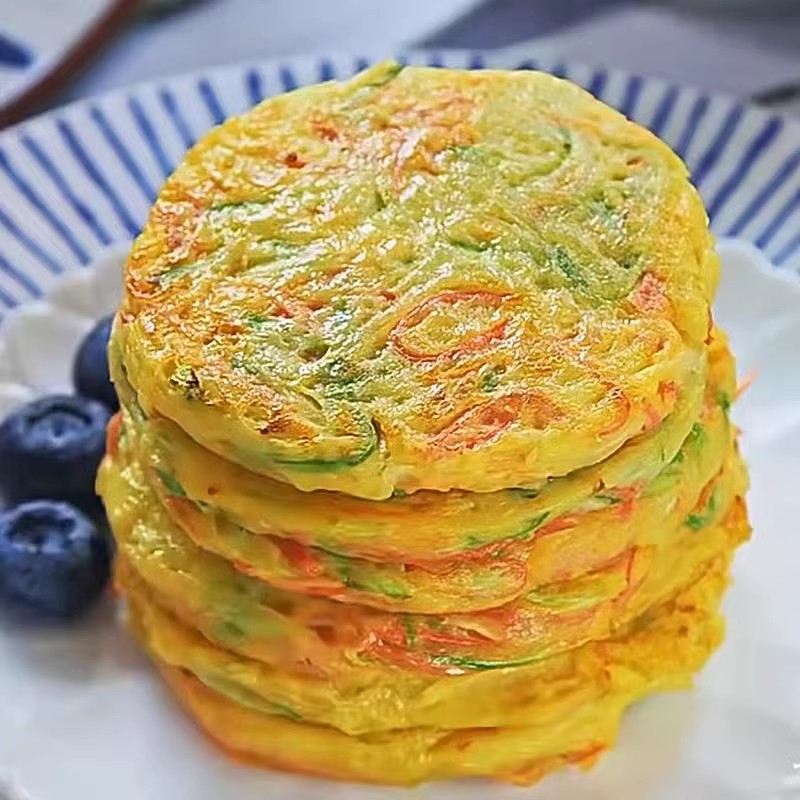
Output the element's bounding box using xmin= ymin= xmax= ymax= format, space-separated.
xmin=109 ymin=328 xmax=733 ymax=566
xmin=100 ymin=435 xmax=748 ymax=679
xmin=115 ymin=61 xmax=717 ymax=499
xmin=99 ymin=61 xmax=751 ymax=788
xmin=120 ymin=355 xmax=734 ymax=613
xmin=141 ymin=555 xmax=731 ymax=785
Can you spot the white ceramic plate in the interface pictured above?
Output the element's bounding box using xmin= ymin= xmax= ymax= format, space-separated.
xmin=0 ymin=51 xmax=799 ymax=799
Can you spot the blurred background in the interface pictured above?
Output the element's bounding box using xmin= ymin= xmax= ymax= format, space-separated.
xmin=1 ymin=0 xmax=799 ymax=125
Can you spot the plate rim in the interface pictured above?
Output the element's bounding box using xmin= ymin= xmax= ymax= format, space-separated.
xmin=5 ymin=44 xmax=800 ymax=142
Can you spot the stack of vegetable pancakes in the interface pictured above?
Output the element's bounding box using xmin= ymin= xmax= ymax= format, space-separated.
xmin=98 ymin=62 xmax=751 ymax=786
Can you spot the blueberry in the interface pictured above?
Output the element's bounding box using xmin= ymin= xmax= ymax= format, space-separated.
xmin=73 ymin=315 xmax=118 ymax=411
xmin=0 ymin=395 xmax=111 ymax=513
xmin=0 ymin=501 xmax=110 ymax=619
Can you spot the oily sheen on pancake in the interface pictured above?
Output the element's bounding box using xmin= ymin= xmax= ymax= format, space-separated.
xmin=116 ymin=61 xmax=717 ymax=499
xmin=120 ymin=500 xmax=748 ymax=739
xmin=119 ymin=342 xmax=733 ymax=614
xmin=99 ymin=440 xmax=748 ymax=679
xmin=108 ymin=329 xmax=732 ymax=566
xmin=145 ymin=556 xmax=732 ymax=786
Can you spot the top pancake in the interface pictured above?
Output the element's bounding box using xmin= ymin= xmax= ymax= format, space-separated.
xmin=118 ymin=62 xmax=718 ymax=499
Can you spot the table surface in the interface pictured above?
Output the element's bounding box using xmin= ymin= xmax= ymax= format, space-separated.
xmin=60 ymin=0 xmax=800 ymax=114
